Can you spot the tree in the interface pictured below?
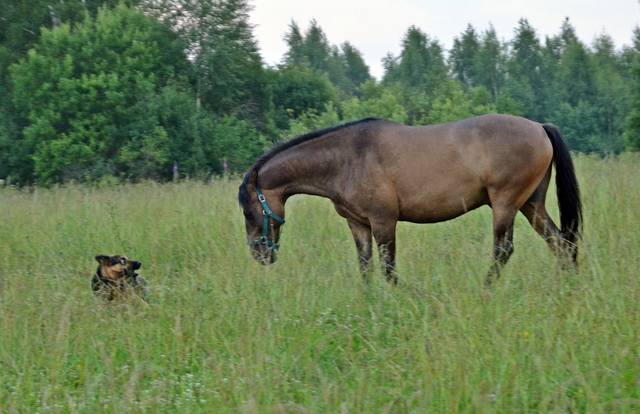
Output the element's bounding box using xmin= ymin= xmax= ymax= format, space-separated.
xmin=380 ymin=26 xmax=448 ymax=124
xmin=427 ymin=84 xmax=496 ymax=124
xmin=0 ymin=0 xmax=140 ymax=69
xmin=302 ymin=20 xmax=332 ymax=73
xmin=280 ymin=20 xmax=369 ymax=96
xmin=147 ymin=0 xmax=270 ymax=128
xmin=283 ymin=20 xmax=306 ymax=67
xmin=503 ymin=19 xmax=545 ymax=120
xmin=556 ymin=20 xmax=595 ymax=107
xmin=340 ymin=42 xmax=372 ymax=93
xmin=450 ymin=24 xmax=480 ymax=88
xmin=546 ymin=19 xmax=624 ymax=153
xmin=8 ymin=5 xmax=199 ymax=183
xmin=342 ymin=81 xmax=407 ymax=123
xmin=474 ymin=25 xmax=506 ymax=101
xmin=325 ymin=45 xmax=352 ymax=94
xmin=268 ymin=66 xmax=338 ymax=131
xmin=385 ymin=26 xmax=447 ymax=92
xmin=0 ymin=0 xmax=144 ymax=180
xmin=624 ymin=28 xmax=640 ymax=150
xmin=590 ymin=33 xmax=627 ymax=152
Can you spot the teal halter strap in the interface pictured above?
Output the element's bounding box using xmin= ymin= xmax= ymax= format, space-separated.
xmin=253 ymin=187 xmax=285 ymax=253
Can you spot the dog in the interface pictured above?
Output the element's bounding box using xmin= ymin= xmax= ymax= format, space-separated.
xmin=92 ymin=255 xmax=148 ymax=302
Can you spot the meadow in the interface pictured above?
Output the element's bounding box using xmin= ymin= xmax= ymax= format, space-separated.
xmin=0 ymin=155 xmax=638 ymax=413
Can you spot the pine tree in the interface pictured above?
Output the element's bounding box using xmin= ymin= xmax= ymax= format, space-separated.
xmin=450 ymin=24 xmax=480 ymax=88
xmin=281 ymin=20 xmax=369 ymax=96
xmin=504 ymin=19 xmax=545 ymax=120
xmin=624 ymin=28 xmax=640 ymax=150
xmin=382 ymin=52 xmax=400 ymax=84
xmin=592 ymin=33 xmax=627 ymax=152
xmin=391 ymin=26 xmax=447 ymax=92
xmin=341 ymin=42 xmax=371 ymax=91
xmin=302 ymin=20 xmax=331 ymax=73
xmin=474 ymin=25 xmax=505 ymax=100
xmin=556 ymin=19 xmax=595 ymax=106
xmin=283 ymin=20 xmax=305 ymax=66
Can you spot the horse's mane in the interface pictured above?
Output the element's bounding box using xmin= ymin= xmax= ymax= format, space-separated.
xmin=238 ymin=117 xmax=383 ymax=209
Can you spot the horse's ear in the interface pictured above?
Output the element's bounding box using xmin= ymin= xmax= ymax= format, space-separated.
xmin=247 ymin=169 xmax=258 ymax=187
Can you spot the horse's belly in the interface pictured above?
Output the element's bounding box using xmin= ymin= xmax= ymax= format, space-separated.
xmin=397 ymin=186 xmax=488 ymax=223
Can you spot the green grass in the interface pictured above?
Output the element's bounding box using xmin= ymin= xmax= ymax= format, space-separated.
xmin=1 ymin=155 xmax=638 ymax=413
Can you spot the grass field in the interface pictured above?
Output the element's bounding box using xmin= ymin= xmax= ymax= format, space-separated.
xmin=0 ymin=155 xmax=638 ymax=413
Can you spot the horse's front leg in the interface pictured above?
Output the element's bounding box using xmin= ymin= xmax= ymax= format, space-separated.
xmin=346 ymin=219 xmax=373 ymax=280
xmin=371 ymin=219 xmax=398 ymax=284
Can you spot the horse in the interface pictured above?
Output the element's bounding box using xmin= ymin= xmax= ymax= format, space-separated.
xmin=238 ymin=114 xmax=582 ymax=286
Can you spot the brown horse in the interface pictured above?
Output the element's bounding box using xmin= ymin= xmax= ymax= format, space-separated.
xmin=238 ymin=114 xmax=582 ymax=285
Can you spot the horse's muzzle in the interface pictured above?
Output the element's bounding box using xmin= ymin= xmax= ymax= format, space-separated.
xmin=251 ymin=248 xmax=276 ymax=265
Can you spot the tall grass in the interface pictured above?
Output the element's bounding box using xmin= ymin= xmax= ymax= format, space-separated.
xmin=0 ymin=155 xmax=638 ymax=413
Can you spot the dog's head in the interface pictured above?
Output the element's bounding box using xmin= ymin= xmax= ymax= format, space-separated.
xmin=95 ymin=255 xmax=142 ymax=281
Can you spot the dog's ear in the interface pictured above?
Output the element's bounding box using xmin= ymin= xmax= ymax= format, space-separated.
xmin=95 ymin=255 xmax=110 ymax=265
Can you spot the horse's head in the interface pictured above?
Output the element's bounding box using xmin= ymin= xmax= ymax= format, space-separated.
xmin=238 ymin=176 xmax=285 ymax=265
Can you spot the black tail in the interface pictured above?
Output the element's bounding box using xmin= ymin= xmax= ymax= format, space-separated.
xmin=542 ymin=124 xmax=582 ymax=259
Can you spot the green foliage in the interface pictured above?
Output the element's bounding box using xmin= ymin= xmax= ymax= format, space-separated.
xmin=210 ymin=116 xmax=268 ymax=173
xmin=6 ymin=4 xmax=263 ymax=184
xmin=474 ymin=26 xmax=505 ymax=100
xmin=426 ymin=83 xmax=496 ymax=124
xmin=624 ymin=29 xmax=640 ymax=151
xmin=0 ymin=111 xmax=15 ymax=179
xmin=342 ymin=81 xmax=408 ymax=123
xmin=0 ymin=0 xmax=139 ymax=71
xmin=384 ymin=26 xmax=447 ymax=93
xmin=269 ymin=66 xmax=338 ymax=130
xmin=144 ymin=0 xmax=270 ymax=127
xmin=281 ymin=20 xmax=371 ymax=97
xmin=551 ymin=101 xmax=604 ymax=153
xmin=197 ymin=0 xmax=269 ymax=125
xmin=450 ymin=24 xmax=480 ymax=88
xmin=503 ymin=19 xmax=546 ymax=121
xmin=545 ymin=21 xmax=627 ymax=153
xmin=9 ymin=5 xmax=188 ymax=184
xmin=1 ymin=4 xmax=640 ymax=184
xmin=283 ymin=103 xmax=341 ymax=138
xmin=283 ymin=20 xmax=306 ymax=66
xmin=340 ymin=42 xmax=372 ymax=92
xmin=557 ymin=39 xmax=596 ymax=107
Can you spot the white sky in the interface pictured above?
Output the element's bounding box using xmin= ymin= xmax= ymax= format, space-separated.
xmin=250 ymin=0 xmax=640 ymax=79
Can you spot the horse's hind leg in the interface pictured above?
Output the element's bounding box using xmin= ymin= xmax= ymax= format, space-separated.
xmin=519 ymin=168 xmax=575 ymax=262
xmin=485 ymin=205 xmax=517 ymax=287
xmin=346 ymin=219 xmax=373 ymax=280
xmin=520 ymin=203 xmax=565 ymax=254
xmin=521 ymin=202 xmax=576 ymax=266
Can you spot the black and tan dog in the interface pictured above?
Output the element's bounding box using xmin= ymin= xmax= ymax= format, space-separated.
xmin=92 ymin=255 xmax=148 ymax=302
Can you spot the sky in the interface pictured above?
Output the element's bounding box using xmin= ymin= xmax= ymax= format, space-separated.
xmin=250 ymin=0 xmax=640 ymax=79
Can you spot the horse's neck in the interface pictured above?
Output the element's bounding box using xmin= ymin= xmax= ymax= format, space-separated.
xmin=258 ymin=140 xmax=346 ymax=200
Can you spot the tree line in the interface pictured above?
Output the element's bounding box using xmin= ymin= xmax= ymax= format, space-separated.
xmin=1 ymin=1 xmax=639 ymax=185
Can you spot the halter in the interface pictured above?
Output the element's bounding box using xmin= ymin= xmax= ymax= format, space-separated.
xmin=252 ymin=187 xmax=285 ymax=255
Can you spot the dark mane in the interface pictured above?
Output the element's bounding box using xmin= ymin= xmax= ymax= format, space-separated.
xmin=238 ymin=117 xmax=384 ymax=209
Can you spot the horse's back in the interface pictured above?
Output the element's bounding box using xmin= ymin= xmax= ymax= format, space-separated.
xmin=367 ymin=115 xmax=553 ymax=222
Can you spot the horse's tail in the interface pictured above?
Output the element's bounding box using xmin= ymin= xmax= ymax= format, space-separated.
xmin=542 ymin=124 xmax=582 ymax=258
